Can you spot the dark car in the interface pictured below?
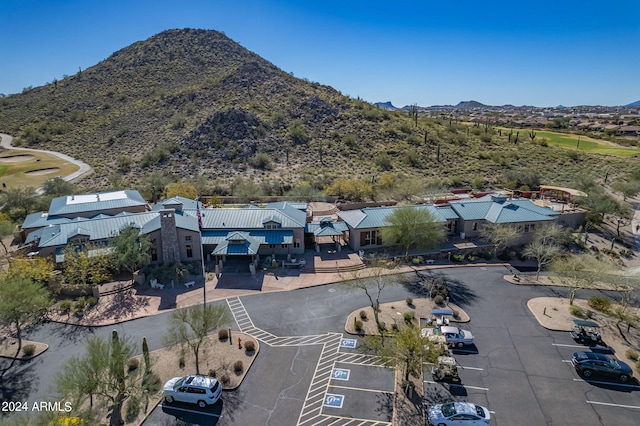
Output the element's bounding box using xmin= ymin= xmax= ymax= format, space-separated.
xmin=571 ymin=351 xmax=633 ymax=382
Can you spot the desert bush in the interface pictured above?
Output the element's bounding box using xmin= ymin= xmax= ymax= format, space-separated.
xmin=73 ymin=299 xmax=86 ymax=313
xmin=480 ymin=252 xmax=493 ymax=260
xmin=218 ymin=329 xmax=229 ymax=340
xmin=452 ymin=309 xmax=460 ymax=319
xmin=433 ymin=295 xmax=445 ymax=306
xmin=220 ymin=374 xmax=230 ymax=385
xmin=412 ymin=256 xmax=423 ymax=265
xmin=354 ymin=320 xmax=363 ymax=331
xmin=467 ymin=255 xmax=477 ymax=262
xmin=128 ymin=358 xmax=139 ymax=372
xmin=585 ymin=309 xmax=594 ymax=319
xmin=179 ymin=356 xmax=185 ymax=368
xmin=234 ymin=360 xmax=244 ymax=373
xmin=625 ymin=349 xmax=639 ymax=361
xmin=452 ymin=254 xmax=465 ymax=262
xmin=378 ymin=322 xmax=387 ymax=332
xmin=359 ymin=310 xmax=367 ymax=320
xmin=22 ymin=344 xmax=36 ymax=357
xmin=403 ymin=312 xmax=414 ymax=323
xmin=59 ymin=299 xmax=73 ymax=313
xmin=588 ymin=296 xmax=612 ymax=313
xmin=244 ymin=341 xmax=255 ymax=353
xmin=569 ymin=305 xmax=585 ymax=318
xmin=208 ymin=369 xmax=217 ymax=377
xmin=406 ymin=297 xmax=413 ymax=306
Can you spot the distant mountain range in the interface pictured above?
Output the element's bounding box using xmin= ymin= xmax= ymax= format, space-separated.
xmin=375 ymin=100 xmax=640 ymax=110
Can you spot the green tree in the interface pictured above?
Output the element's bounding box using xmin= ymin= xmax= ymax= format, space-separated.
xmin=285 ymin=183 xmax=326 ymax=202
xmin=362 ymin=322 xmax=445 ymax=382
xmin=231 ymin=177 xmax=264 ymax=204
xmin=165 ymin=181 xmax=198 ymax=199
xmin=6 ymin=255 xmax=55 ymax=284
xmin=42 ymin=176 xmax=75 ymax=197
xmin=1 ymin=186 xmax=38 ymax=218
xmin=109 ymin=226 xmax=152 ymax=282
xmin=380 ymin=206 xmax=445 ymax=260
xmin=288 ymin=119 xmax=309 ymax=144
xmin=479 ymin=223 xmax=520 ymax=257
xmin=611 ymin=179 xmax=640 ymax=201
xmin=550 ymin=253 xmax=613 ymax=305
xmin=53 ymin=332 xmax=144 ymax=426
xmin=164 ymin=304 xmax=232 ymax=375
xmin=0 ymin=219 xmax=15 ymax=256
xmin=0 ymin=276 xmax=52 ymax=375
xmin=61 ymin=241 xmax=115 ymax=286
xmin=141 ymin=172 xmax=171 ymax=203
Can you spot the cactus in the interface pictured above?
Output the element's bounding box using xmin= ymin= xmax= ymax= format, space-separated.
xmin=142 ymin=336 xmax=151 ymax=375
xmin=528 ymin=129 xmax=536 ymax=142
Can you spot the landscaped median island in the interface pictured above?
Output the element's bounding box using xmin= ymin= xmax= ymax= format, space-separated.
xmin=344 ymin=297 xmax=470 ymax=336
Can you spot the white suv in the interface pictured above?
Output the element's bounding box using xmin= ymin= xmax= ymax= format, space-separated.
xmin=163 ymin=375 xmax=222 ymax=407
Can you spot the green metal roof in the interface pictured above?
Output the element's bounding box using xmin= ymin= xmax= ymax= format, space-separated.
xmin=337 ymin=204 xmax=457 ymax=229
xmin=449 ymin=195 xmax=557 ymax=224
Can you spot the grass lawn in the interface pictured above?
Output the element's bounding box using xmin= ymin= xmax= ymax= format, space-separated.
xmin=510 ymin=129 xmax=640 ymax=157
xmin=0 ymin=150 xmax=79 ymax=188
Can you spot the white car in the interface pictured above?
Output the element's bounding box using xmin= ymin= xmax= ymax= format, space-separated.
xmin=427 ymin=402 xmax=491 ymax=425
xmin=422 ymin=326 xmax=474 ymax=348
xmin=163 ymin=375 xmax=222 ymax=407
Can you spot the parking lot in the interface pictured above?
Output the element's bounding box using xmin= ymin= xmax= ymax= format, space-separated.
xmin=145 ymin=266 xmax=639 ymax=425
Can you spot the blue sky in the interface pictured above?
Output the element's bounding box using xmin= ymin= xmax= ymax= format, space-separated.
xmin=1 ymin=0 xmax=638 ymax=107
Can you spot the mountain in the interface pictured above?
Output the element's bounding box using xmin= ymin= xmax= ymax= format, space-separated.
xmin=627 ymin=100 xmax=640 ymax=107
xmin=373 ymin=101 xmax=398 ymax=110
xmin=0 ymin=29 xmax=636 ymax=194
xmin=455 ymin=100 xmax=487 ymax=109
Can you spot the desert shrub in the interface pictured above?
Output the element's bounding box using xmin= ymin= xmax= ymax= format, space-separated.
xmin=59 ymin=299 xmax=73 ymax=313
xmin=359 ymin=310 xmax=367 ymax=320
xmin=433 ymin=295 xmax=445 ymax=306
xmin=467 ymin=255 xmax=476 ymax=262
xmin=142 ymin=373 xmax=162 ymax=392
xmin=220 ymin=374 xmax=230 ymax=385
xmin=625 ymin=349 xmax=639 ymax=361
xmin=452 ymin=309 xmax=460 ymax=319
xmin=406 ymin=297 xmax=413 ymax=306
xmin=178 ymin=356 xmax=185 ymax=368
xmin=378 ymin=322 xmax=387 ymax=332
xmin=452 ymin=254 xmax=465 ymax=262
xmin=569 ymin=305 xmax=584 ymax=318
xmin=354 ymin=320 xmax=363 ymax=331
xmin=391 ymin=323 xmax=399 ymax=331
xmin=585 ymin=309 xmax=594 ymax=319
xmin=244 ymin=341 xmax=255 ymax=353
xmin=85 ymin=296 xmax=96 ymax=306
xmin=73 ymin=299 xmax=86 ymax=312
xmin=208 ymin=369 xmax=217 ymax=378
xmin=412 ymin=256 xmax=423 ymax=265
xmin=218 ymin=329 xmax=229 ymax=340
xmin=403 ymin=312 xmax=414 ymax=323
xmin=22 ymin=344 xmax=36 ymax=357
xmin=588 ymin=296 xmax=612 ymax=313
xmin=619 ymin=249 xmax=634 ymax=259
xmin=480 ymin=252 xmax=493 ymax=260
xmin=234 ymin=360 xmax=244 ymax=373
xmin=497 ymin=252 xmax=511 ymax=261
xmin=127 ymin=358 xmax=139 ymax=372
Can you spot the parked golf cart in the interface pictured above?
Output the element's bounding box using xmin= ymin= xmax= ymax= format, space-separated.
xmin=431 ymin=355 xmax=460 ymax=383
xmin=570 ymin=319 xmax=603 ymax=345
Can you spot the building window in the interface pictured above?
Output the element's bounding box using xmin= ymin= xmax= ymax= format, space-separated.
xmin=150 ymin=247 xmax=158 ymax=262
xmin=269 ymin=244 xmax=276 ymax=249
xmin=186 ymin=244 xmax=193 ymax=258
xmin=360 ymin=230 xmax=381 ymax=246
xmin=472 ymin=222 xmax=478 ymax=231
xmin=293 ymin=239 xmax=301 ymax=248
xmin=185 ymin=235 xmax=192 ymax=242
xmin=281 ymin=244 xmax=287 ymax=248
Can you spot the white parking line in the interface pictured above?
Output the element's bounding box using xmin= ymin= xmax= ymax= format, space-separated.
xmin=552 ymin=343 xmax=586 ymax=349
xmin=573 ymin=379 xmax=640 ymax=389
xmin=459 ymin=366 xmax=483 ymax=371
xmin=329 ymin=384 xmax=394 ymax=394
xmin=562 ymin=359 xmax=572 ymax=363
xmin=423 ymin=380 xmax=489 ymax=391
xmin=586 ymin=400 xmax=640 ymax=409
xmin=159 ymin=404 xmax=222 ymax=418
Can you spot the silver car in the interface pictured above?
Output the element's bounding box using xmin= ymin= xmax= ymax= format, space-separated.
xmin=163 ymin=375 xmax=222 ymax=407
xmin=427 ymin=402 xmax=491 ymax=425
